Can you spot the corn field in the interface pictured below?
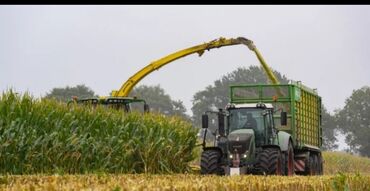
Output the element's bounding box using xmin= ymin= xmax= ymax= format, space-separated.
xmin=0 ymin=91 xmax=198 ymax=174
xmin=2 ymin=90 xmax=370 ymax=190
xmin=323 ymin=152 xmax=370 ymax=175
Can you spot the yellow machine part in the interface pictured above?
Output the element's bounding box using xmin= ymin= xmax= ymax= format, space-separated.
xmin=112 ymin=37 xmax=279 ymax=97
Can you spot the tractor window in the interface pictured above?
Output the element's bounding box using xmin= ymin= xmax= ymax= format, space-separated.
xmin=264 ymin=110 xmax=273 ymax=129
xmin=228 ymin=109 xmax=264 ymax=135
xmin=263 ymin=110 xmax=274 ymax=143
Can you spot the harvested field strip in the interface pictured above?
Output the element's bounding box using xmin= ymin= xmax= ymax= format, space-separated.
xmin=0 ymin=174 xmax=370 ymax=191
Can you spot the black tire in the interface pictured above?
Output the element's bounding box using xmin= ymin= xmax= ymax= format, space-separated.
xmin=200 ymin=150 xmax=224 ymax=175
xmin=284 ymin=142 xmax=295 ymax=176
xmin=281 ymin=153 xmax=286 ymax=175
xmin=257 ymin=148 xmax=283 ymax=175
xmin=317 ymin=154 xmax=324 ymax=175
xmin=313 ymin=154 xmax=319 ymax=175
xmin=305 ymin=153 xmax=316 ymax=176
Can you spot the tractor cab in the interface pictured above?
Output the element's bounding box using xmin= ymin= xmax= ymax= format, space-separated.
xmin=226 ymin=103 xmax=277 ymax=147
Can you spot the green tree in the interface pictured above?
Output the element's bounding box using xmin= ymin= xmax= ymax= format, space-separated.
xmin=336 ymin=86 xmax=370 ymax=156
xmin=191 ymin=66 xmax=289 ymax=127
xmin=129 ymin=85 xmax=189 ymax=119
xmin=321 ymin=106 xmax=338 ymax=150
xmin=44 ymin=84 xmax=97 ymax=102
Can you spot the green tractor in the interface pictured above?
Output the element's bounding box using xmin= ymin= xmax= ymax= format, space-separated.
xmin=200 ymin=83 xmax=323 ymax=176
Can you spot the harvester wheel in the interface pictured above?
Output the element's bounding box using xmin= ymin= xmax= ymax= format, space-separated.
xmin=285 ymin=142 xmax=295 ymax=176
xmin=200 ymin=150 xmax=224 ymax=175
xmin=257 ymin=148 xmax=283 ymax=175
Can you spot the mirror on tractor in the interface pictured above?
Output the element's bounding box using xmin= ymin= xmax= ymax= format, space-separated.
xmin=218 ymin=109 xmax=225 ymax=136
xmin=202 ymin=114 xmax=209 ymax=129
xmin=281 ymin=111 xmax=287 ymax=126
xmin=144 ymin=103 xmax=150 ymax=113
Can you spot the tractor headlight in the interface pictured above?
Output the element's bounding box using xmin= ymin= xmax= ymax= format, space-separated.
xmin=243 ymin=151 xmax=249 ymax=158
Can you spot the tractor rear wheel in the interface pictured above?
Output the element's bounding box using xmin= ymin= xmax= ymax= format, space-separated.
xmin=257 ymin=148 xmax=283 ymax=175
xmin=200 ymin=150 xmax=224 ymax=175
xmin=284 ymin=142 xmax=295 ymax=176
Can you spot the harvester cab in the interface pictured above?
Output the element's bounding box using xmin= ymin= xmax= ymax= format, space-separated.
xmin=69 ymin=96 xmax=150 ymax=113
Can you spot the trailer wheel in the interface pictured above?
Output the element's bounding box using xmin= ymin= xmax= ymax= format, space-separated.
xmin=313 ymin=154 xmax=319 ymax=175
xmin=257 ymin=148 xmax=283 ymax=175
xmin=200 ymin=150 xmax=224 ymax=175
xmin=306 ymin=153 xmax=317 ymax=175
xmin=317 ymin=154 xmax=324 ymax=175
xmin=306 ymin=154 xmax=313 ymax=175
xmin=285 ymin=142 xmax=295 ymax=176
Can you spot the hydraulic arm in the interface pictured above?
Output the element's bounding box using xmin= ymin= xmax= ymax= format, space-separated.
xmin=112 ymin=37 xmax=280 ymax=97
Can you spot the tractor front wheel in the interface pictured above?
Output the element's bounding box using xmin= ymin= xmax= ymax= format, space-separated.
xmin=200 ymin=150 xmax=224 ymax=175
xmin=257 ymin=147 xmax=283 ymax=175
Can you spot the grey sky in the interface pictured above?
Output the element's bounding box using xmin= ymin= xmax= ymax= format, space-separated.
xmin=1 ymin=5 xmax=370 ymax=118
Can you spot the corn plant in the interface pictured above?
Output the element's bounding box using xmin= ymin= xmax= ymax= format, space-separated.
xmin=323 ymin=151 xmax=370 ymax=175
xmin=0 ymin=90 xmax=198 ymax=174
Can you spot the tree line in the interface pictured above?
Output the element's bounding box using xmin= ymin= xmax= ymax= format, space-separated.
xmin=44 ymin=66 xmax=370 ymax=157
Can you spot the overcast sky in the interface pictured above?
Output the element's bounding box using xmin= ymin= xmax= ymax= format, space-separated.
xmin=1 ymin=5 xmax=370 ymax=118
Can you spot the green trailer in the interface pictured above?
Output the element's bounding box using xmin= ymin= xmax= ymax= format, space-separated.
xmin=200 ymin=81 xmax=323 ymax=176
xmin=230 ymin=81 xmax=322 ymax=151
